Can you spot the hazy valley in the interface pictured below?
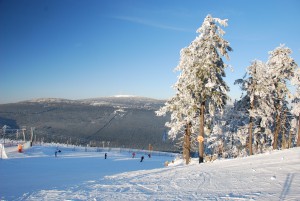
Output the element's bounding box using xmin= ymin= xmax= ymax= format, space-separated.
xmin=0 ymin=97 xmax=175 ymax=152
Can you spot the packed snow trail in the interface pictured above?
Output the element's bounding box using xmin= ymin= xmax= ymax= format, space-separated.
xmin=1 ymin=146 xmax=300 ymax=200
xmin=0 ymin=145 xmax=174 ymax=200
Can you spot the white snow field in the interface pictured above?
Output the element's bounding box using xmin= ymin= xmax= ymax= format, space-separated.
xmin=1 ymin=144 xmax=300 ymax=201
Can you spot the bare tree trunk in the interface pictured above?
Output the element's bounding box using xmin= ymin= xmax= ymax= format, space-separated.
xmin=288 ymin=129 xmax=292 ymax=148
xmin=281 ymin=111 xmax=287 ymax=149
xmin=273 ymin=104 xmax=282 ymax=150
xmin=249 ymin=118 xmax=253 ymax=155
xmin=183 ymin=122 xmax=191 ymax=165
xmin=297 ymin=114 xmax=300 ymax=147
xmin=183 ymin=123 xmax=191 ymax=165
xmin=248 ymin=97 xmax=255 ymax=155
xmin=183 ymin=129 xmax=187 ymax=163
xmin=199 ymin=101 xmax=205 ymax=163
xmin=186 ymin=122 xmax=191 ymax=165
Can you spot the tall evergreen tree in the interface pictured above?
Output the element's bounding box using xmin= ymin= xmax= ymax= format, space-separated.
xmin=267 ymin=44 xmax=298 ymax=149
xmin=235 ymin=60 xmax=275 ymax=154
xmin=291 ymin=68 xmax=300 ymax=146
xmin=156 ymin=92 xmax=194 ymax=164
xmin=157 ymin=14 xmax=232 ymax=163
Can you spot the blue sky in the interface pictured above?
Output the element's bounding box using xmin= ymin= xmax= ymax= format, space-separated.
xmin=1 ymin=0 xmax=300 ymax=103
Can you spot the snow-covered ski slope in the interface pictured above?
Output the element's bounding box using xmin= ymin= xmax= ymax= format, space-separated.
xmin=1 ymin=145 xmax=299 ymax=200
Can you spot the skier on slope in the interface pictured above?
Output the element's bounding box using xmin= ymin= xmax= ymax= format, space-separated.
xmin=55 ymin=149 xmax=61 ymax=157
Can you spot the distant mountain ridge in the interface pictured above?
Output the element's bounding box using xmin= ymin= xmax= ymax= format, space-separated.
xmin=0 ymin=97 xmax=174 ymax=152
xmin=22 ymin=96 xmax=166 ymax=109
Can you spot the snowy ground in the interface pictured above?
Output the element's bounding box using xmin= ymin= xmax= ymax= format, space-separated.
xmin=1 ymin=144 xmax=300 ymax=201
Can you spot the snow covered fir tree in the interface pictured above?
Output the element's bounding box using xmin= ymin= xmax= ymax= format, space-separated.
xmin=156 ymin=14 xmax=233 ymax=164
xmin=157 ymin=15 xmax=300 ymax=164
xmin=235 ymin=44 xmax=299 ymax=154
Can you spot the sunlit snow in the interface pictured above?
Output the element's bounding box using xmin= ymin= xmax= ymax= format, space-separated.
xmin=1 ymin=144 xmax=299 ymax=200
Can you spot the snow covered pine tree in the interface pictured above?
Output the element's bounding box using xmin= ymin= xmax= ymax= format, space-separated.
xmin=235 ymin=60 xmax=275 ymax=155
xmin=156 ymin=14 xmax=232 ymax=164
xmin=267 ymin=45 xmax=298 ymax=149
xmin=235 ymin=44 xmax=299 ymax=153
xmin=291 ymin=61 xmax=300 ymax=146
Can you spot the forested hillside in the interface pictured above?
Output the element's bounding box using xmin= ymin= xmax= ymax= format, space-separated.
xmin=0 ymin=97 xmax=175 ymax=152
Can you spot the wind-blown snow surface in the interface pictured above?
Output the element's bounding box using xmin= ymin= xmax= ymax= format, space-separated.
xmin=1 ymin=145 xmax=300 ymax=200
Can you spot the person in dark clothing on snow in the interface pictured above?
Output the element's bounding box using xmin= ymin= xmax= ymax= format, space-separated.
xmin=140 ymin=155 xmax=144 ymax=162
xmin=55 ymin=149 xmax=61 ymax=157
xmin=105 ymin=153 xmax=107 ymax=159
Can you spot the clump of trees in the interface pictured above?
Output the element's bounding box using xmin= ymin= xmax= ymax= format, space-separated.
xmin=156 ymin=14 xmax=300 ymax=164
xmin=235 ymin=45 xmax=299 ymax=155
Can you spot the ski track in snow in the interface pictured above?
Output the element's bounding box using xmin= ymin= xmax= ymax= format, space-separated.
xmin=1 ymin=145 xmax=300 ymax=200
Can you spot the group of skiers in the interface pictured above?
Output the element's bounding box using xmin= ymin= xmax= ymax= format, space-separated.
xmin=104 ymin=152 xmax=151 ymax=162
xmin=54 ymin=149 xmax=151 ymax=162
xmin=132 ymin=152 xmax=151 ymax=162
